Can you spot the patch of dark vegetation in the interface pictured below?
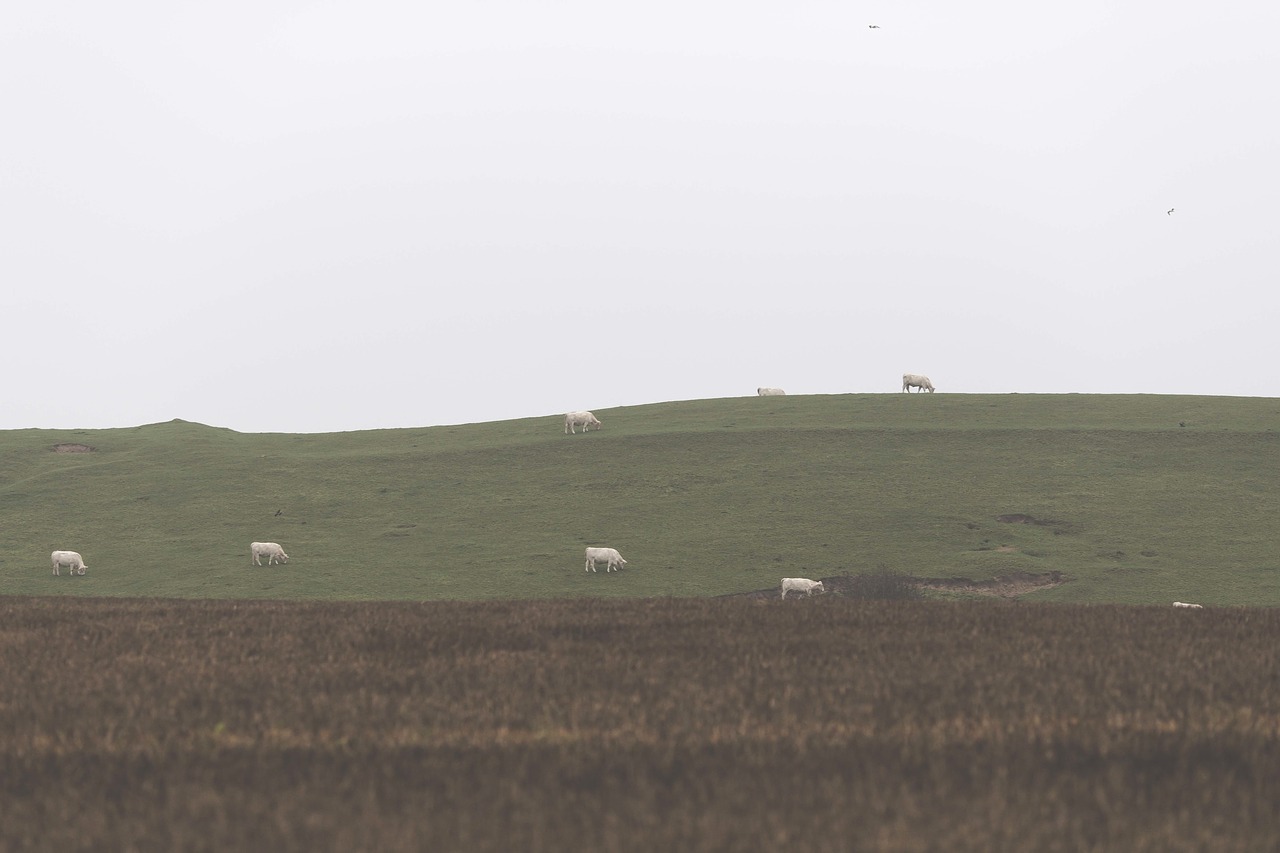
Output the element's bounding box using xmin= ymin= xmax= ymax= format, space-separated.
xmin=823 ymin=570 xmax=923 ymax=600
xmin=3 ymin=595 xmax=1280 ymax=851
xmin=996 ymin=513 xmax=1074 ymax=532
xmin=51 ymin=443 xmax=94 ymax=453
xmin=997 ymin=513 xmax=1035 ymax=523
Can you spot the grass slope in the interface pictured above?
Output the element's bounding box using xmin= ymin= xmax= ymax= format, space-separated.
xmin=0 ymin=394 xmax=1277 ymax=603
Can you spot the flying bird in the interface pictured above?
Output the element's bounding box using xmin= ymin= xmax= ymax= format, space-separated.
xmin=869 ymin=24 xmax=880 ymax=28
xmin=275 ymin=509 xmax=282 ymax=516
xmin=1167 ymin=208 xmax=1174 ymax=215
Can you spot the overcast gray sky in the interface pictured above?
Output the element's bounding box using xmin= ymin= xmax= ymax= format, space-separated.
xmin=5 ymin=2 xmax=1277 ymax=433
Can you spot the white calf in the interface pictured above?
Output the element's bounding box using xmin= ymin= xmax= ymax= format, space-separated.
xmin=585 ymin=547 xmax=627 ymax=573
xmin=565 ymin=411 xmax=602 ymax=434
xmin=902 ymin=373 xmax=935 ymax=393
xmin=780 ymin=577 xmax=825 ymax=599
xmin=757 ymin=387 xmax=786 ymax=396
xmin=51 ymin=550 xmax=88 ymax=576
xmin=250 ymin=542 xmax=289 ymax=566
xmin=1172 ymin=601 xmax=1204 ymax=609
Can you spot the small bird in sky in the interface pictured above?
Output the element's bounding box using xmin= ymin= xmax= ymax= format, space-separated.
xmin=869 ymin=24 xmax=880 ymax=28
xmin=1167 ymin=208 xmax=1174 ymax=215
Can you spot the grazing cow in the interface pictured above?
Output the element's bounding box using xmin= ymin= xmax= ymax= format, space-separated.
xmin=780 ymin=577 xmax=825 ymax=599
xmin=902 ymin=373 xmax=935 ymax=393
xmin=585 ymin=547 xmax=627 ymax=573
xmin=757 ymin=387 xmax=786 ymax=396
xmin=250 ymin=542 xmax=289 ymax=566
xmin=1172 ymin=601 xmax=1204 ymax=609
xmin=51 ymin=550 xmax=88 ymax=576
xmin=564 ymin=411 xmax=602 ymax=434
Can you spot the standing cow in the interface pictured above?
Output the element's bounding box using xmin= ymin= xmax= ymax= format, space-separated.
xmin=564 ymin=411 xmax=602 ymax=434
xmin=585 ymin=547 xmax=627 ymax=572
xmin=51 ymin=550 xmax=88 ymax=576
xmin=902 ymin=373 xmax=935 ymax=393
xmin=250 ymin=542 xmax=289 ymax=566
xmin=780 ymin=577 xmax=825 ymax=599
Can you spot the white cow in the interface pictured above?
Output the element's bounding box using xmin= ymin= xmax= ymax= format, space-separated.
xmin=51 ymin=550 xmax=88 ymax=576
xmin=585 ymin=547 xmax=627 ymax=573
xmin=757 ymin=387 xmax=786 ymax=396
xmin=250 ymin=542 xmax=289 ymax=566
xmin=780 ymin=577 xmax=825 ymax=599
xmin=902 ymin=373 xmax=935 ymax=393
xmin=564 ymin=411 xmax=602 ymax=434
xmin=1172 ymin=601 xmax=1204 ymax=609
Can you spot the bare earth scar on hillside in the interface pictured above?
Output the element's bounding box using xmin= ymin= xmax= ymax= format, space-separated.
xmin=910 ymin=571 xmax=1067 ymax=598
xmin=51 ymin=443 xmax=94 ymax=453
xmin=996 ymin=513 xmax=1072 ymax=532
xmin=733 ymin=571 xmax=1066 ymax=600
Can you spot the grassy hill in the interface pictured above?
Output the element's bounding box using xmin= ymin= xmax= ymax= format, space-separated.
xmin=1 ymin=393 xmax=1277 ymax=604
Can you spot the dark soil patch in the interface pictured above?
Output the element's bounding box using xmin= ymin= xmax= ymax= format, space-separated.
xmin=729 ymin=571 xmax=1067 ymax=601
xmin=996 ymin=514 xmax=1073 ymax=533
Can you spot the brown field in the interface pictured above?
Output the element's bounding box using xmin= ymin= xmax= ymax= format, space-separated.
xmin=3 ymin=595 xmax=1280 ymax=852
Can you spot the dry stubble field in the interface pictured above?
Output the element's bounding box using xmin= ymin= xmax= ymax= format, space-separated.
xmin=3 ymin=594 xmax=1280 ymax=851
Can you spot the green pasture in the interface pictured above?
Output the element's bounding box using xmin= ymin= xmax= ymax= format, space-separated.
xmin=1 ymin=393 xmax=1277 ymax=604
